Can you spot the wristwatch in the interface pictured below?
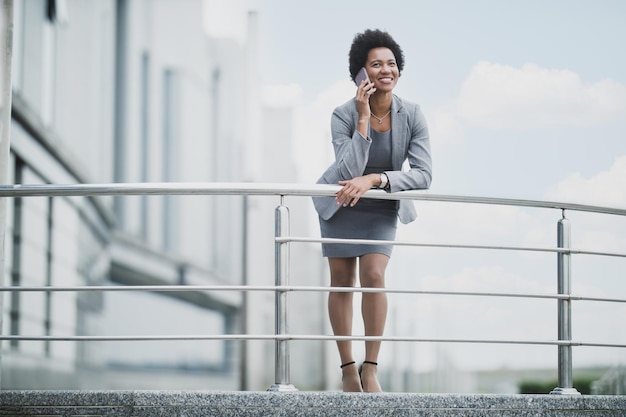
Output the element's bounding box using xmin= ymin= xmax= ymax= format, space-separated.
xmin=379 ymin=173 xmax=389 ymax=190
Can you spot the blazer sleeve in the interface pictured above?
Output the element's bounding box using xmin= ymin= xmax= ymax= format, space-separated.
xmin=312 ymin=101 xmax=372 ymax=220
xmin=386 ymin=104 xmax=432 ymax=192
xmin=329 ymin=104 xmax=372 ymax=181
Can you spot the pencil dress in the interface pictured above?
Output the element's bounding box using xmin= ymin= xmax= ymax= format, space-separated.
xmin=319 ymin=129 xmax=398 ymax=258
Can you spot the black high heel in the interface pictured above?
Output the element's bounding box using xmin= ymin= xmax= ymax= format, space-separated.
xmin=340 ymin=361 xmax=362 ymax=392
xmin=359 ymin=361 xmax=379 ymax=392
xmin=358 ymin=360 xmax=378 ymax=375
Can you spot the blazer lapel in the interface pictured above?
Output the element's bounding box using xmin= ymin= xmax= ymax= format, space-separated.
xmin=390 ymin=95 xmax=408 ymax=170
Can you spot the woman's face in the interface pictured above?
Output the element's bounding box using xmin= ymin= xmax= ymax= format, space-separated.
xmin=365 ymin=47 xmax=399 ymax=93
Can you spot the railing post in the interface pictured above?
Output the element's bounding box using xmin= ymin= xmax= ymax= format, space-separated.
xmin=551 ymin=210 xmax=581 ymax=395
xmin=267 ymin=196 xmax=297 ymax=391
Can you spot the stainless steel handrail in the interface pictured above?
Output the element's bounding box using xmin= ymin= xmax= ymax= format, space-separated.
xmin=1 ymin=182 xmax=625 ymax=216
xmin=0 ymin=182 xmax=624 ymax=394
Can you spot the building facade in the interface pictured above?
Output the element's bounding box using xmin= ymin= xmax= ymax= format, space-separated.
xmin=1 ymin=0 xmax=255 ymax=390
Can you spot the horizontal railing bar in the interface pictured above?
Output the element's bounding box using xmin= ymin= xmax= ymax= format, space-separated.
xmin=570 ymin=295 xmax=626 ymax=303
xmin=0 ymin=335 xmax=274 ymax=341
xmin=279 ymin=237 xmax=626 ymax=258
xmin=569 ymin=248 xmax=626 ymax=258
xmin=2 ymin=285 xmax=625 ymax=303
xmin=1 ymin=182 xmax=625 ymax=216
xmin=0 ymin=335 xmax=582 ymax=345
xmin=0 ymin=334 xmax=624 ymax=348
xmin=283 ymin=237 xmax=562 ymax=253
xmin=0 ymin=285 xmax=626 ymax=303
xmin=0 ymin=285 xmax=567 ymax=300
xmin=0 ymin=285 xmax=269 ymax=292
xmin=286 ymin=337 xmax=626 ymax=349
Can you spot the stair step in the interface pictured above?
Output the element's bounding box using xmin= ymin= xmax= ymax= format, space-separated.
xmin=0 ymin=391 xmax=625 ymax=416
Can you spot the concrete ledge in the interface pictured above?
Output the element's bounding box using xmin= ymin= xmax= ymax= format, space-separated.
xmin=0 ymin=390 xmax=625 ymax=416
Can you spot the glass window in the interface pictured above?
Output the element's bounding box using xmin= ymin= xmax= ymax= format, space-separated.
xmin=102 ymin=289 xmax=227 ymax=369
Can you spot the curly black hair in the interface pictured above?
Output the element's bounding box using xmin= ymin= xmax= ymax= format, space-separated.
xmin=349 ymin=29 xmax=405 ymax=82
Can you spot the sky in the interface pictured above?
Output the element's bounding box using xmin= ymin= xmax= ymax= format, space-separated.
xmin=205 ymin=0 xmax=626 ymax=374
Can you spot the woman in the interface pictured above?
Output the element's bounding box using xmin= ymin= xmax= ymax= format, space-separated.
xmin=313 ymin=29 xmax=432 ymax=392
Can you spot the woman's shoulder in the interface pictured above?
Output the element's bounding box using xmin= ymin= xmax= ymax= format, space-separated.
xmin=333 ymin=97 xmax=357 ymax=114
xmin=393 ymin=95 xmax=427 ymax=129
xmin=392 ymin=94 xmax=421 ymax=113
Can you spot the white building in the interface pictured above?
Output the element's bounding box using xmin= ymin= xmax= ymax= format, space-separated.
xmin=1 ymin=0 xmax=328 ymax=391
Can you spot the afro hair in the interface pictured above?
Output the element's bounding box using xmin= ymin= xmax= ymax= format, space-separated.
xmin=348 ymin=29 xmax=405 ymax=82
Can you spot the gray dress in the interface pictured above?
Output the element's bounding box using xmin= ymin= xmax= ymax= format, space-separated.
xmin=320 ymin=129 xmax=398 ymax=258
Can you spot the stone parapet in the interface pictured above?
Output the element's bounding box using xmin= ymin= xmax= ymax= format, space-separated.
xmin=0 ymin=390 xmax=625 ymax=416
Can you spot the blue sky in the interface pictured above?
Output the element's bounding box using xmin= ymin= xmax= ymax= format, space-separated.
xmin=206 ymin=0 xmax=626 ymax=372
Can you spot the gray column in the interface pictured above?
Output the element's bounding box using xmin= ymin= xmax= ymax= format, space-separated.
xmin=0 ymin=0 xmax=14 ymax=386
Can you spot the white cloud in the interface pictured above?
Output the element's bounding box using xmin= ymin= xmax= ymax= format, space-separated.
xmin=398 ymin=201 xmax=551 ymax=249
xmin=405 ymin=266 xmax=556 ymax=370
xmin=545 ymin=156 xmax=626 ymax=254
xmin=428 ymin=105 xmax=465 ymax=147
xmin=392 ymin=259 xmax=625 ymax=370
xmin=390 ymin=168 xmax=625 ymax=370
xmin=290 ymin=80 xmax=356 ymax=182
xmin=432 ymin=61 xmax=626 ymax=138
xmin=547 ymin=155 xmax=626 ymax=208
xmin=454 ymin=61 xmax=626 ymax=130
xmin=420 ymin=265 xmax=547 ymax=293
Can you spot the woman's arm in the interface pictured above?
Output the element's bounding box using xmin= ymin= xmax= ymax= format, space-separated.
xmin=386 ymin=105 xmax=432 ymax=192
xmin=330 ymin=108 xmax=372 ymax=180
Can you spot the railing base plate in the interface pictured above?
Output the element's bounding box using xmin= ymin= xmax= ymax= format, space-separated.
xmin=267 ymin=383 xmax=299 ymax=392
xmin=549 ymin=387 xmax=581 ymax=395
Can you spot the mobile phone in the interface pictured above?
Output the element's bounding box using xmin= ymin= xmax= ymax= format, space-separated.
xmin=355 ymin=67 xmax=369 ymax=86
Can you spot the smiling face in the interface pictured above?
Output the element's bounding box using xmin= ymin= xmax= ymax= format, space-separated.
xmin=365 ymin=47 xmax=399 ymax=93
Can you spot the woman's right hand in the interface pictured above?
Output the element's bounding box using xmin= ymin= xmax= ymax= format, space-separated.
xmin=355 ymin=79 xmax=376 ymax=118
xmin=355 ymin=79 xmax=376 ymax=137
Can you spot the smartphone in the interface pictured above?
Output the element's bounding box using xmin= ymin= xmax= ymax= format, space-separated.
xmin=355 ymin=67 xmax=369 ymax=86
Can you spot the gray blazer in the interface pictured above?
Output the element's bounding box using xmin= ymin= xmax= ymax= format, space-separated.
xmin=312 ymin=94 xmax=432 ymax=224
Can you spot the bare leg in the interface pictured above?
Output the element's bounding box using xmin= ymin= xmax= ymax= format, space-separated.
xmin=359 ymin=253 xmax=389 ymax=392
xmin=327 ymin=257 xmax=362 ymax=392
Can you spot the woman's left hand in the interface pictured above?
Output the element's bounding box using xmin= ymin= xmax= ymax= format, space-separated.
xmin=336 ymin=174 xmax=378 ymax=207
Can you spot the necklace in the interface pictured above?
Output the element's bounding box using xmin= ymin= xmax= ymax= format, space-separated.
xmin=371 ymin=110 xmax=391 ymax=124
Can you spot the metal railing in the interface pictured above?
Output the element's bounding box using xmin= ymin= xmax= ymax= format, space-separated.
xmin=1 ymin=182 xmax=626 ymax=394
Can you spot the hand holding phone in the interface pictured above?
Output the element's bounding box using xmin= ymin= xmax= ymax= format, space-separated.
xmin=355 ymin=67 xmax=369 ymax=86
